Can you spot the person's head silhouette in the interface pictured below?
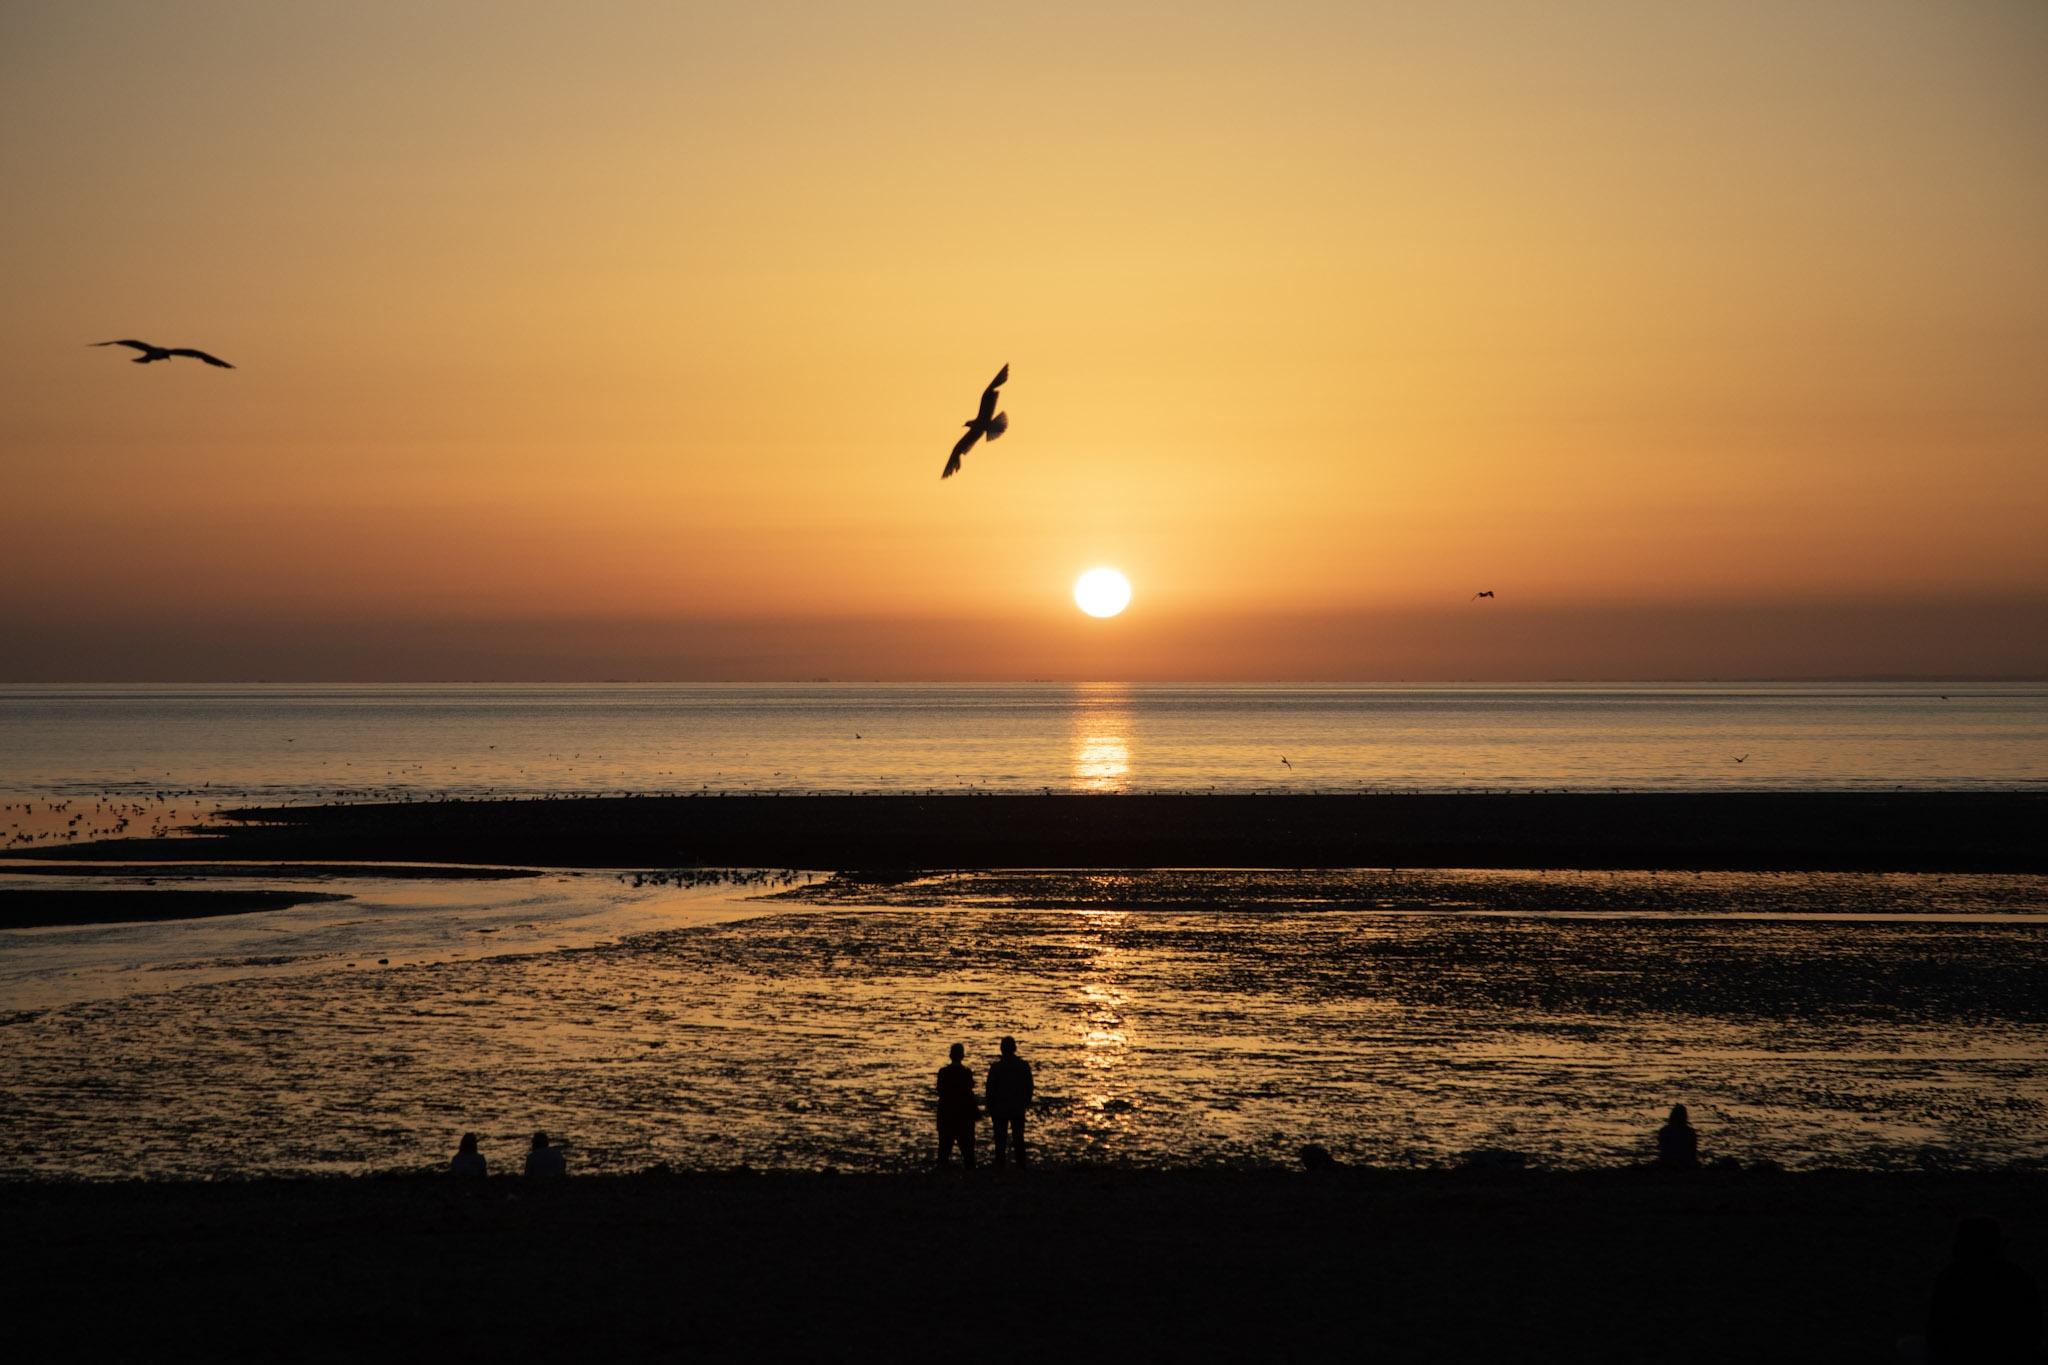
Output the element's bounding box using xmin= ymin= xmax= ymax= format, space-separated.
xmin=949 ymin=1043 xmax=964 ymax=1063
xmin=1000 ymin=1035 xmax=1017 ymax=1057
xmin=531 ymin=1131 xmax=550 ymax=1151
xmin=1667 ymin=1104 xmax=1690 ymax=1126
xmin=458 ymin=1132 xmax=479 ymax=1155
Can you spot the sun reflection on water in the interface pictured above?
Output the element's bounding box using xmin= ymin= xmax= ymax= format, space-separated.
xmin=1072 ymin=735 xmax=1130 ymax=790
xmin=1070 ymin=685 xmax=1133 ymax=791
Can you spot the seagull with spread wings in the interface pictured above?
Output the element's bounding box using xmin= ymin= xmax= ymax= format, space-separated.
xmin=92 ymin=339 xmax=234 ymax=369
xmin=941 ymin=363 xmax=1008 ymax=479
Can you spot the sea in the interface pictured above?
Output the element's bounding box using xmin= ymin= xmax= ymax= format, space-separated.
xmin=2 ymin=682 xmax=2044 ymax=1178
xmin=2 ymin=682 xmax=2043 ymax=815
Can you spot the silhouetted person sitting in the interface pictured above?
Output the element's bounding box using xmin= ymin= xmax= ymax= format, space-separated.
xmin=936 ymin=1043 xmax=979 ymax=1170
xmin=524 ymin=1130 xmax=567 ymax=1178
xmin=1656 ymin=1104 xmax=1700 ymax=1170
xmin=449 ymin=1131 xmax=486 ymax=1177
xmin=1926 ymin=1216 xmax=2042 ymax=1363
xmin=985 ymin=1035 xmax=1034 ymax=1170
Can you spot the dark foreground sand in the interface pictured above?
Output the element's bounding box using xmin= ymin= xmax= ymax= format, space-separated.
xmin=33 ymin=791 xmax=2048 ymax=872
xmin=6 ymin=1170 xmax=2042 ymax=1362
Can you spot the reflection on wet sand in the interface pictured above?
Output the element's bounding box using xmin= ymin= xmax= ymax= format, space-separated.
xmin=1078 ymin=911 xmax=1132 ymax=1128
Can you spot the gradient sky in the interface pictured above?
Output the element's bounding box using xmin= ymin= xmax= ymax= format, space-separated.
xmin=3 ymin=0 xmax=2044 ymax=679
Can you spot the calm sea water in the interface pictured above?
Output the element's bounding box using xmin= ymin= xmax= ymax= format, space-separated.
xmin=2 ymin=684 xmax=2043 ymax=812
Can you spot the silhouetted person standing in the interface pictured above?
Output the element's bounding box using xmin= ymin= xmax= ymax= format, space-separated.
xmin=449 ymin=1131 xmax=486 ymax=1177
xmin=524 ymin=1131 xmax=567 ymax=1178
xmin=936 ymin=1043 xmax=979 ymax=1170
xmin=1656 ymin=1104 xmax=1700 ymax=1170
xmin=985 ymin=1035 xmax=1034 ymax=1170
xmin=1926 ymin=1216 xmax=2042 ymax=1363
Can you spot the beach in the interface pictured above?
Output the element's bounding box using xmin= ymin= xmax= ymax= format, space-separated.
xmin=5 ymin=792 xmax=2044 ymax=1359
xmin=8 ymin=1169 xmax=2043 ymax=1362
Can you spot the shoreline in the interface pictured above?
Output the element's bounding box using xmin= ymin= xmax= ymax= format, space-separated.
xmin=22 ymin=791 xmax=2048 ymax=873
xmin=6 ymin=1169 xmax=2041 ymax=1361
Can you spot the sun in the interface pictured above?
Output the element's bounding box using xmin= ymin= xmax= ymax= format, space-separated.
xmin=1074 ymin=567 xmax=1132 ymax=618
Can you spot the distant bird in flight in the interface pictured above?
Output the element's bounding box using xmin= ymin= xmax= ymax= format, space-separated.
xmin=1280 ymin=756 xmax=1292 ymax=769
xmin=92 ymin=339 xmax=234 ymax=368
xmin=1733 ymin=754 xmax=1748 ymax=764
xmin=941 ymin=364 xmax=1009 ymax=479
xmin=1471 ymin=590 xmax=1495 ymax=600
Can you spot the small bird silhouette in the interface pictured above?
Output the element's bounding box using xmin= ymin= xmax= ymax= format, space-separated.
xmin=941 ymin=364 xmax=1009 ymax=479
xmin=92 ymin=339 xmax=234 ymax=368
xmin=1733 ymin=754 xmax=1748 ymax=763
xmin=1280 ymin=756 xmax=1292 ymax=769
xmin=1471 ymin=590 xmax=1495 ymax=600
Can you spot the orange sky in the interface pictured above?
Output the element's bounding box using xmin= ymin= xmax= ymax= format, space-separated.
xmin=2 ymin=1 xmax=2044 ymax=679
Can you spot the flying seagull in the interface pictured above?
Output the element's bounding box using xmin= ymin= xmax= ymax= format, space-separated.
xmin=91 ymin=339 xmax=234 ymax=369
xmin=941 ymin=364 xmax=1009 ymax=479
xmin=1471 ymin=590 xmax=1495 ymax=600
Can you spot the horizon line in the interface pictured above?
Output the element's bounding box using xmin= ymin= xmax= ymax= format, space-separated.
xmin=5 ymin=675 xmax=2044 ymax=687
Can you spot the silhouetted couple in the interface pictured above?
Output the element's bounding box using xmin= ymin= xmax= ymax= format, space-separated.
xmin=446 ymin=1130 xmax=566 ymax=1178
xmin=935 ymin=1035 xmax=1034 ymax=1171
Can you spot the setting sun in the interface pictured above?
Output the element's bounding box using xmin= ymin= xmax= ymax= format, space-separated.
xmin=1074 ymin=568 xmax=1132 ymax=618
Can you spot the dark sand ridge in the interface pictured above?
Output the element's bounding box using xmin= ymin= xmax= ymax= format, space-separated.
xmin=5 ymin=1170 xmax=2042 ymax=1362
xmin=0 ymin=863 xmax=536 ymax=928
xmin=25 ymin=792 xmax=2048 ymax=873
xmin=0 ymin=862 xmax=538 ymax=879
xmin=0 ymin=888 xmax=350 ymax=929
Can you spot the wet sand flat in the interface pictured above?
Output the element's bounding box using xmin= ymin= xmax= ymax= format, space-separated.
xmin=4 ymin=869 xmax=2042 ymax=1177
xmin=5 ymin=1170 xmax=2044 ymax=1363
